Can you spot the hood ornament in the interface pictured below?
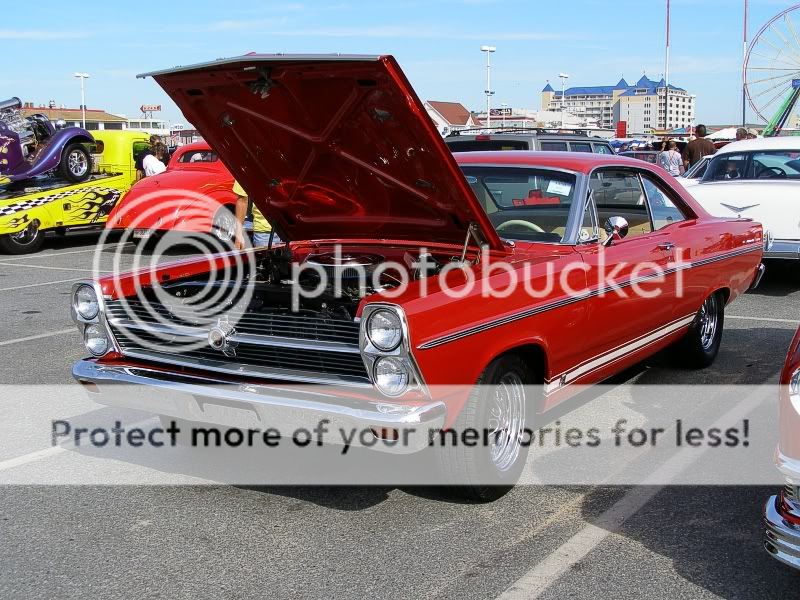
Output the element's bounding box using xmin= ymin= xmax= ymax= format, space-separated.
xmin=207 ymin=318 xmax=238 ymax=357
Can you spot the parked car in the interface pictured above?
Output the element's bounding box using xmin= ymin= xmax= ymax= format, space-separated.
xmin=0 ymin=130 xmax=150 ymax=254
xmin=764 ymin=325 xmax=800 ymax=569
xmin=0 ymin=97 xmax=95 ymax=185
xmin=678 ymin=154 xmax=712 ymax=188
xmin=684 ymin=137 xmax=800 ymax=261
xmin=445 ymin=129 xmax=615 ymax=155
xmin=70 ymin=54 xmax=764 ymax=499
xmin=106 ymin=141 xmax=238 ymax=243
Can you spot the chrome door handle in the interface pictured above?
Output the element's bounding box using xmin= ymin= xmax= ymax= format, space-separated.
xmin=657 ymin=242 xmax=675 ymax=251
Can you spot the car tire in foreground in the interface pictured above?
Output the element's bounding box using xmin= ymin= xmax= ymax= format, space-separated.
xmin=674 ymin=291 xmax=725 ymax=369
xmin=0 ymin=219 xmax=44 ymax=254
xmin=435 ymin=354 xmax=539 ymax=502
xmin=211 ymin=205 xmax=237 ymax=246
xmin=59 ymin=143 xmax=92 ymax=184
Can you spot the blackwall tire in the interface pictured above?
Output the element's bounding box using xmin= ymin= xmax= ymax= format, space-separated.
xmin=673 ymin=291 xmax=725 ymax=369
xmin=0 ymin=220 xmax=44 ymax=254
xmin=434 ymin=354 xmax=539 ymax=502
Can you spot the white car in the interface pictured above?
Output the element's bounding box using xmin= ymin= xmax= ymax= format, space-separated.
xmin=685 ymin=136 xmax=800 ymax=261
xmin=677 ymin=154 xmax=711 ymax=188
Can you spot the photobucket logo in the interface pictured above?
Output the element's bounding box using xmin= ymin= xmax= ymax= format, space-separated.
xmin=289 ymin=244 xmax=690 ymax=307
xmin=92 ymin=189 xmax=257 ymax=353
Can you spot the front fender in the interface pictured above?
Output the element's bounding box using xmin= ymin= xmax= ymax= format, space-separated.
xmin=6 ymin=128 xmax=94 ymax=182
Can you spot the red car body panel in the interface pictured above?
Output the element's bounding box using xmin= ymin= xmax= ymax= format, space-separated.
xmin=142 ymin=54 xmax=505 ymax=250
xmin=82 ymin=55 xmax=763 ymax=431
xmin=107 ymin=141 xmax=236 ymax=234
xmin=780 ymin=327 xmax=800 ymax=459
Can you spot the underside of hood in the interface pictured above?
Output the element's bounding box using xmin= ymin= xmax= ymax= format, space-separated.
xmin=139 ymin=54 xmax=503 ymax=250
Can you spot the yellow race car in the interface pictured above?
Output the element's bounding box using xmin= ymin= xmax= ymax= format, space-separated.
xmin=0 ymin=129 xmax=150 ymax=254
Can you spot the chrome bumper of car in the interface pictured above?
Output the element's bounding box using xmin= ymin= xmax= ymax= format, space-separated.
xmin=764 ymin=240 xmax=800 ymax=260
xmin=72 ymin=359 xmax=446 ymax=454
xmin=764 ymin=492 xmax=800 ymax=570
xmin=749 ymin=263 xmax=766 ymax=290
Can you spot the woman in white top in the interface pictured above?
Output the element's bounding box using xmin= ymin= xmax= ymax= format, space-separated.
xmin=658 ymin=140 xmax=684 ymax=176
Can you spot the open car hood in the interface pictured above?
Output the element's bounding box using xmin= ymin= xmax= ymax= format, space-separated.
xmin=140 ymin=54 xmax=503 ymax=250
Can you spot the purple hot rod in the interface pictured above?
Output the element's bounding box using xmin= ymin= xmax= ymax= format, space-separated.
xmin=0 ymin=97 xmax=94 ymax=185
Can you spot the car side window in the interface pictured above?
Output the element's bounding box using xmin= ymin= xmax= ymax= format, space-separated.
xmin=593 ymin=144 xmax=613 ymax=155
xmin=588 ymin=169 xmax=653 ymax=240
xmin=706 ymin=153 xmax=747 ymax=181
xmin=570 ymin=142 xmax=592 ymax=153
xmin=540 ymin=141 xmax=568 ymax=152
xmin=640 ymin=173 xmax=687 ymax=230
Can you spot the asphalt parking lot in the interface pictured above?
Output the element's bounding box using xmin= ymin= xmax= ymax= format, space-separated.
xmin=1 ymin=233 xmax=799 ymax=599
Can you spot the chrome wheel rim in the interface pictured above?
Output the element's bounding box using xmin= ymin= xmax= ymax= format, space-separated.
xmin=10 ymin=220 xmax=39 ymax=246
xmin=68 ymin=149 xmax=88 ymax=177
xmin=698 ymin=295 xmax=718 ymax=350
xmin=488 ymin=372 xmax=526 ymax=472
xmin=213 ymin=211 xmax=236 ymax=242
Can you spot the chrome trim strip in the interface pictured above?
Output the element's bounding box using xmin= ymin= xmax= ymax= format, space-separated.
xmin=118 ymin=348 xmax=371 ymax=388
xmin=108 ymin=318 xmax=361 ymax=354
xmin=417 ymin=245 xmax=761 ymax=350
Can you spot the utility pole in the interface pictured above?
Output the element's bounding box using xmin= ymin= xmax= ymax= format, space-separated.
xmin=742 ymin=0 xmax=748 ymax=126
xmin=481 ymin=45 xmax=496 ymax=129
xmin=559 ymin=73 xmax=569 ymax=128
xmin=664 ymin=0 xmax=670 ymax=132
xmin=74 ymin=72 xmax=90 ymax=129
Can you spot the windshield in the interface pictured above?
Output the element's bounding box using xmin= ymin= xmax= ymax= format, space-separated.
xmin=702 ymin=150 xmax=800 ymax=182
xmin=460 ymin=166 xmax=577 ymax=243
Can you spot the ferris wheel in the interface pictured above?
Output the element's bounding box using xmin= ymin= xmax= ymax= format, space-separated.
xmin=744 ymin=3 xmax=800 ymax=128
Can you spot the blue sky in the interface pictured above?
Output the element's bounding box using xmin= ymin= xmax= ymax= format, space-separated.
xmin=3 ymin=0 xmax=797 ymax=126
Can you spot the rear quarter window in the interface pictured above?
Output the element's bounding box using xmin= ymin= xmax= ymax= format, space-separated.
xmin=570 ymin=142 xmax=593 ymax=153
xmin=593 ymin=144 xmax=614 ymax=154
xmin=539 ymin=141 xmax=568 ymax=152
xmin=445 ymin=139 xmax=530 ymax=152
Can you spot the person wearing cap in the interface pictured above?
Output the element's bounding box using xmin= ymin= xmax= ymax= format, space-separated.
xmin=232 ymin=180 xmax=276 ymax=249
xmin=736 ymin=127 xmax=748 ymax=141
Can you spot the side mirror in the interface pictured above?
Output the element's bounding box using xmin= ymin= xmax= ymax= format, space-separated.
xmin=603 ymin=216 xmax=629 ymax=247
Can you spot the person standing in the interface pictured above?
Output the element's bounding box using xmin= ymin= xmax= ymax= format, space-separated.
xmin=232 ymin=180 xmax=277 ymax=249
xmin=682 ymin=124 xmax=716 ymax=170
xmin=141 ymin=143 xmax=167 ymax=177
xmin=659 ymin=140 xmax=684 ymax=176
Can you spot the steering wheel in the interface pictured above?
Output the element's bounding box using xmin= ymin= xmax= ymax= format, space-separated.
xmin=496 ymin=219 xmax=545 ymax=233
xmin=757 ymin=166 xmax=787 ymax=179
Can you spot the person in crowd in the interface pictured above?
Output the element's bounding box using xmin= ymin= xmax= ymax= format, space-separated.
xmin=658 ymin=140 xmax=684 ymax=176
xmin=736 ymin=127 xmax=748 ymax=141
xmin=142 ymin=143 xmax=167 ymax=177
xmin=747 ymin=128 xmax=759 ymax=139
xmin=149 ymin=135 xmax=171 ymax=166
xmin=232 ymin=180 xmax=278 ymax=249
xmin=682 ymin=124 xmax=716 ymax=169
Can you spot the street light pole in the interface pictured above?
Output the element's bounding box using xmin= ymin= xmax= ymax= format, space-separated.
xmin=558 ymin=73 xmax=569 ymax=128
xmin=74 ymin=72 xmax=90 ymax=129
xmin=501 ymin=102 xmax=508 ymax=129
xmin=480 ymin=45 xmax=496 ymax=129
xmin=742 ymin=0 xmax=748 ymax=126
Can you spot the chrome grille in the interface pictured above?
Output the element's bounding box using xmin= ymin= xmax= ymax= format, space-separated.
xmin=104 ymin=299 xmax=369 ymax=385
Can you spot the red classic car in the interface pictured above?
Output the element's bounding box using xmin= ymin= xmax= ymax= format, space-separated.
xmin=70 ymin=55 xmax=764 ymax=499
xmin=764 ymin=326 xmax=800 ymax=568
xmin=106 ymin=141 xmax=237 ymax=243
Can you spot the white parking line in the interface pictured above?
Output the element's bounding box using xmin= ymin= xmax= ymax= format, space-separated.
xmin=0 ymin=277 xmax=82 ymax=293
xmin=729 ymin=315 xmax=800 ymax=325
xmin=496 ymin=386 xmax=768 ymax=600
xmin=0 ymin=262 xmax=108 ymax=274
xmin=0 ymin=328 xmax=75 ymax=347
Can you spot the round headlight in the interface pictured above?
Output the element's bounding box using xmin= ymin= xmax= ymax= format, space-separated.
xmin=74 ymin=285 xmax=99 ymax=320
xmin=373 ymin=357 xmax=409 ymax=396
xmin=84 ymin=324 xmax=109 ymax=356
xmin=367 ymin=309 xmax=402 ymax=351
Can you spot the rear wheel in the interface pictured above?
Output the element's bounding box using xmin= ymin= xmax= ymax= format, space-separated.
xmin=0 ymin=219 xmax=44 ymax=254
xmin=673 ymin=291 xmax=725 ymax=368
xmin=59 ymin=143 xmax=92 ymax=183
xmin=434 ymin=354 xmax=538 ymax=502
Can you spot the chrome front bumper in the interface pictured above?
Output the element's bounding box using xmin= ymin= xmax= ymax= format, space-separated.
xmin=764 ymin=240 xmax=800 ymax=261
xmin=764 ymin=493 xmax=800 ymax=570
xmin=72 ymin=360 xmax=446 ymax=454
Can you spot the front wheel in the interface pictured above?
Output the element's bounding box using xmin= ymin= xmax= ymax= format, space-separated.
xmin=59 ymin=143 xmax=92 ymax=183
xmin=434 ymin=354 xmax=538 ymax=501
xmin=673 ymin=291 xmax=725 ymax=368
xmin=211 ymin=205 xmax=236 ymax=245
xmin=0 ymin=219 xmax=44 ymax=254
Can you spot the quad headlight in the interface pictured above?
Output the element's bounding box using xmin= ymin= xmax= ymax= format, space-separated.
xmin=367 ymin=309 xmax=402 ymax=351
xmin=84 ymin=323 xmax=109 ymax=356
xmin=73 ymin=285 xmax=99 ymax=320
xmin=373 ymin=356 xmax=410 ymax=396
